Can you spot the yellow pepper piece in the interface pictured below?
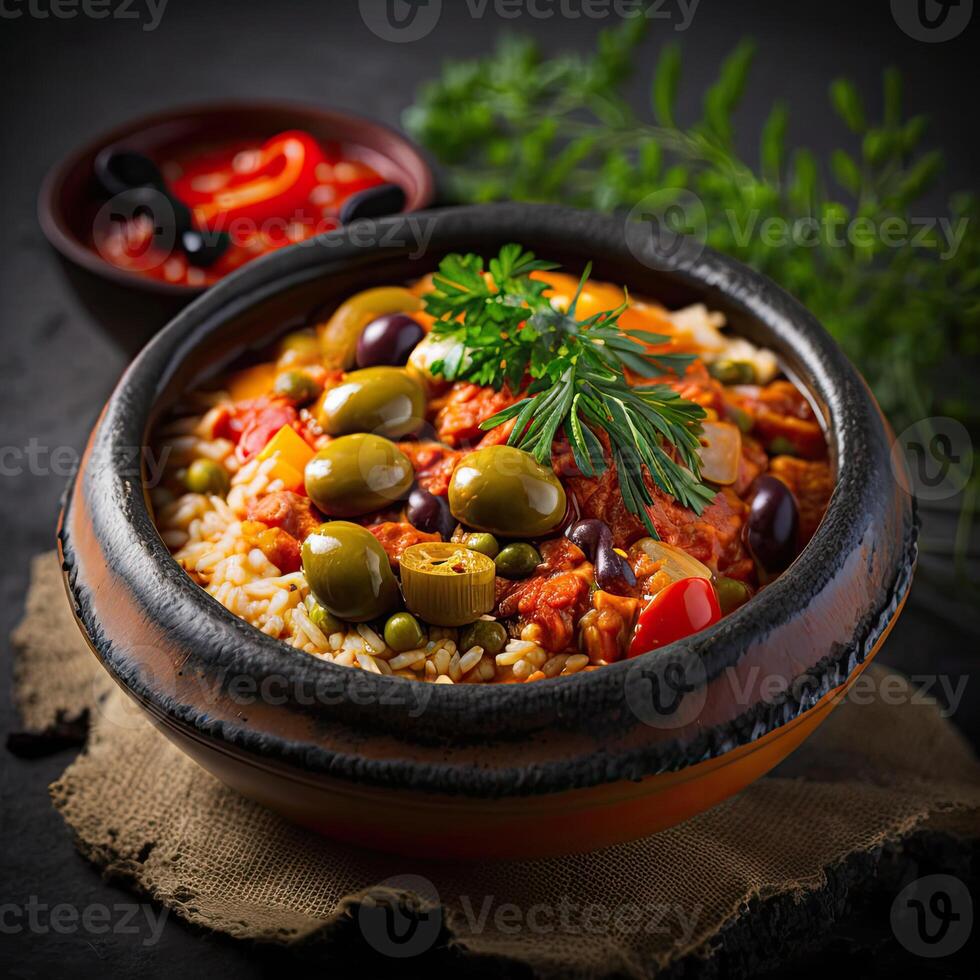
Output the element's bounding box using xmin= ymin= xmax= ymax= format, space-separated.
xmin=257 ymin=424 xmax=315 ymax=489
xmin=399 ymin=542 xmax=496 ymax=627
xmin=225 ymin=362 xmax=277 ymax=402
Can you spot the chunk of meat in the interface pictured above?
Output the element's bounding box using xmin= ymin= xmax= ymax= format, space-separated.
xmin=564 ymin=436 xmax=753 ymax=578
xmin=247 ymin=491 xmax=322 ymax=542
xmin=733 ymin=381 xmax=827 ymax=460
xmin=768 ymin=455 xmax=834 ymax=544
xmin=395 ymin=441 xmax=462 ymax=497
xmin=497 ymin=567 xmax=592 ymax=653
xmin=733 ymin=433 xmax=768 ymax=497
xmin=213 ymin=396 xmax=300 ymax=462
xmin=367 ymin=522 xmax=441 ymax=567
xmin=255 ymin=526 xmax=302 ymax=573
xmin=431 ymin=382 xmax=519 ymax=448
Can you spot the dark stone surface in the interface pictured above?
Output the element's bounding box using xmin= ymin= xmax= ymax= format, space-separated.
xmin=1 ymin=2 xmax=977 ymax=978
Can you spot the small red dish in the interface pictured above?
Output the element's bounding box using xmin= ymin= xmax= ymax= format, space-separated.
xmin=38 ymin=101 xmax=435 ymax=309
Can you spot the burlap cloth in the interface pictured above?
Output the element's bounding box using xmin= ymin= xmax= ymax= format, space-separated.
xmin=10 ymin=551 xmax=980 ymax=977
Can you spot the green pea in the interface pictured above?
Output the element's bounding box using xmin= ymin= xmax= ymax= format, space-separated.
xmin=768 ymin=436 xmax=799 ymax=456
xmin=494 ymin=542 xmax=541 ymax=580
xmin=715 ymin=576 xmax=751 ymax=615
xmin=308 ymin=601 xmax=342 ymax=636
xmin=274 ymin=370 xmax=322 ymax=405
xmin=709 ymin=359 xmax=756 ymax=385
xmin=184 ymin=458 xmax=230 ymax=496
xmin=460 ymin=619 xmax=508 ymax=656
xmin=384 ymin=612 xmax=425 ymax=652
xmin=464 ymin=532 xmax=499 ymax=559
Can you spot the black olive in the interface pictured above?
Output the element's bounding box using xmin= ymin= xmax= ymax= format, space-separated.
xmin=181 ymin=228 xmax=231 ymax=268
xmin=94 ymin=147 xmax=167 ymax=197
xmin=566 ymin=518 xmax=635 ymax=591
xmin=356 ymin=314 xmax=425 ymax=368
xmin=406 ymin=486 xmax=455 ymax=540
xmin=565 ymin=518 xmax=605 ymax=558
xmin=339 ymin=183 xmax=407 ymax=224
xmin=747 ymin=475 xmax=800 ymax=573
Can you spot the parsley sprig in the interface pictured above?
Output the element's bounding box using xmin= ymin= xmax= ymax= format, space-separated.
xmin=423 ymin=245 xmax=715 ymax=535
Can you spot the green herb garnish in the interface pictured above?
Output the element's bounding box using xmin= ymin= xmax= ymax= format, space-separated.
xmin=405 ymin=21 xmax=980 ymax=438
xmin=423 ymin=244 xmax=715 ymax=536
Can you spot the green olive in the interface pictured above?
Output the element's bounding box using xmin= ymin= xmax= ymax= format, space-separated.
xmin=317 ymin=287 xmax=421 ymax=370
xmin=459 ymin=619 xmax=508 ymax=656
xmin=494 ymin=542 xmax=541 ymax=580
xmin=304 ymin=433 xmax=413 ymax=517
xmin=274 ymin=370 xmax=322 ymax=405
xmin=709 ymin=359 xmax=756 ymax=385
xmin=301 ymin=522 xmax=399 ymax=622
xmin=308 ymin=601 xmax=342 ymax=636
xmin=184 ymin=458 xmax=230 ymax=496
xmin=715 ymin=576 xmax=751 ymax=615
xmin=463 ymin=532 xmax=499 ymax=559
xmin=277 ymin=330 xmax=320 ymax=364
xmin=384 ymin=612 xmax=425 ymax=652
xmin=449 ymin=445 xmax=566 ymax=537
xmin=316 ymin=366 xmax=425 ymax=439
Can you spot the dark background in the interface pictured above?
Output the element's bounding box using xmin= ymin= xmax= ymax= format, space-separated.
xmin=1 ymin=1 xmax=977 ymax=977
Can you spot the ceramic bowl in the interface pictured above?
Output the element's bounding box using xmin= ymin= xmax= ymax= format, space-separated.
xmin=59 ymin=204 xmax=917 ymax=858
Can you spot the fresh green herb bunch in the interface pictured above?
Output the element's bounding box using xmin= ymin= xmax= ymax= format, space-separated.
xmin=404 ymin=21 xmax=980 ymax=437
xmin=423 ymin=244 xmax=715 ymax=535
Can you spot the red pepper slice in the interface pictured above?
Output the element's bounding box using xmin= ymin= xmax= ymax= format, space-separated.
xmin=193 ymin=130 xmax=326 ymax=229
xmin=234 ymin=400 xmax=298 ymax=462
xmin=627 ymin=577 xmax=721 ymax=658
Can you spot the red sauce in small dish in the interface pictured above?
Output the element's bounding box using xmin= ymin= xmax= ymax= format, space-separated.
xmin=92 ymin=131 xmax=385 ymax=287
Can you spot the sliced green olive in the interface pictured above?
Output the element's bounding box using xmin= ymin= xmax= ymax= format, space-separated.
xmin=304 ymin=433 xmax=413 ymax=518
xmin=184 ymin=458 xmax=230 ymax=496
xmin=449 ymin=445 xmax=566 ymax=537
xmin=383 ymin=612 xmax=425 ymax=652
xmin=301 ymin=521 xmax=399 ymax=623
xmin=316 ymin=366 xmax=425 ymax=439
xmin=494 ymin=542 xmax=541 ymax=579
xmin=459 ymin=619 xmax=508 ymax=656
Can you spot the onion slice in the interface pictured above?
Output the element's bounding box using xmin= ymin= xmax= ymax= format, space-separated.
xmin=697 ymin=420 xmax=742 ymax=486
